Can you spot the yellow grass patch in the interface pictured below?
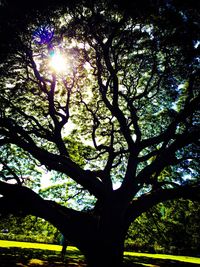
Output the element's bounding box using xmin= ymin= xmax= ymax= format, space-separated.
xmin=28 ymin=259 xmax=45 ymax=265
xmin=0 ymin=240 xmax=79 ymax=253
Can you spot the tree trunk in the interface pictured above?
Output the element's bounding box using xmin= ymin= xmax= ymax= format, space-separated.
xmin=83 ymin=223 xmax=125 ymax=267
xmin=82 ymin=198 xmax=128 ymax=267
xmin=39 ymin=198 xmax=126 ymax=267
xmin=84 ymin=242 xmax=124 ymax=267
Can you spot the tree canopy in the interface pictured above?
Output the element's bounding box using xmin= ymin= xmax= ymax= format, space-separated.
xmin=0 ymin=1 xmax=200 ymax=266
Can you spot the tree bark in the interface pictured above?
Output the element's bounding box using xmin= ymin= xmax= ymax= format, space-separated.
xmin=83 ymin=196 xmax=128 ymax=267
xmin=82 ymin=215 xmax=126 ymax=267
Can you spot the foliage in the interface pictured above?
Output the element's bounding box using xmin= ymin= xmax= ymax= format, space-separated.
xmin=0 ymin=215 xmax=60 ymax=244
xmin=39 ymin=181 xmax=96 ymax=210
xmin=126 ymin=199 xmax=200 ymax=256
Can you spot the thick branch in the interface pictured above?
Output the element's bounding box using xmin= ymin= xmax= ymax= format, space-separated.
xmin=118 ymin=155 xmax=139 ymax=200
xmin=126 ymin=183 xmax=200 ymax=224
xmin=0 ymin=181 xmax=99 ymax=250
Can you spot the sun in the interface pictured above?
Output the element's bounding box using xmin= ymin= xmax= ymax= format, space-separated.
xmin=49 ymin=51 xmax=69 ymax=73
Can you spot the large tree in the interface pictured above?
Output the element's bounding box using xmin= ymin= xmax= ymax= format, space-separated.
xmin=0 ymin=1 xmax=200 ymax=266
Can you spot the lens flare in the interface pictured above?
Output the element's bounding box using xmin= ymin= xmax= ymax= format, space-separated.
xmin=33 ymin=25 xmax=54 ymax=45
xmin=49 ymin=51 xmax=69 ymax=73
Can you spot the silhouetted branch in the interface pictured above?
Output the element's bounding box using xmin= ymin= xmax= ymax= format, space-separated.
xmin=126 ymin=183 xmax=200 ymax=224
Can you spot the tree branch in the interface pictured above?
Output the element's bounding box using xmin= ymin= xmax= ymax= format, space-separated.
xmin=140 ymin=93 xmax=200 ymax=150
xmin=0 ymin=181 xmax=99 ymax=250
xmin=0 ymin=117 xmax=106 ymax=199
xmin=0 ymin=158 xmax=22 ymax=185
xmin=126 ymin=183 xmax=200 ymax=224
xmin=137 ymin=129 xmax=200 ymax=185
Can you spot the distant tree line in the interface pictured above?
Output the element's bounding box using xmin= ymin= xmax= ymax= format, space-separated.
xmin=0 ymin=215 xmax=61 ymax=244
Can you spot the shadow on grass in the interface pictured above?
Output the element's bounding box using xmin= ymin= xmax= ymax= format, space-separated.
xmin=124 ymin=255 xmax=200 ymax=267
xmin=0 ymin=247 xmax=200 ymax=267
xmin=0 ymin=247 xmax=86 ymax=267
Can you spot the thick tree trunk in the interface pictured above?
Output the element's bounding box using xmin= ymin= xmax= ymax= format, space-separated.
xmin=47 ymin=200 xmax=127 ymax=267
xmin=84 ymin=240 xmax=124 ymax=267
xmin=81 ymin=218 xmax=126 ymax=267
xmin=82 ymin=198 xmax=128 ymax=267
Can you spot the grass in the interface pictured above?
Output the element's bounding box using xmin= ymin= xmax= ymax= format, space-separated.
xmin=0 ymin=239 xmax=79 ymax=252
xmin=124 ymin=251 xmax=200 ymax=265
xmin=0 ymin=240 xmax=200 ymax=266
xmin=0 ymin=240 xmax=85 ymax=267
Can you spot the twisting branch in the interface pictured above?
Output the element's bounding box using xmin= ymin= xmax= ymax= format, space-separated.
xmin=119 ymin=91 xmax=142 ymax=144
xmin=0 ymin=95 xmax=54 ymax=142
xmin=96 ymin=49 xmax=135 ymax=150
xmin=26 ymin=49 xmax=48 ymax=94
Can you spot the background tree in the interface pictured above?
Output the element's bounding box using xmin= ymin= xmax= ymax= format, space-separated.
xmin=0 ymin=214 xmax=60 ymax=244
xmin=126 ymin=199 xmax=200 ymax=255
xmin=0 ymin=1 xmax=200 ymax=267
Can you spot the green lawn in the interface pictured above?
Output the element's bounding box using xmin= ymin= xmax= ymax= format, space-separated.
xmin=124 ymin=251 xmax=200 ymax=265
xmin=0 ymin=240 xmax=200 ymax=266
xmin=0 ymin=240 xmax=85 ymax=267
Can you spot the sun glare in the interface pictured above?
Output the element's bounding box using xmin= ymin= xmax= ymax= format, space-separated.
xmin=49 ymin=51 xmax=69 ymax=73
